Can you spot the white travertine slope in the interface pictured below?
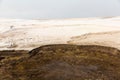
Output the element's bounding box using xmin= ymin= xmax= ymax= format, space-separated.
xmin=68 ymin=31 xmax=120 ymax=50
xmin=0 ymin=17 xmax=120 ymax=50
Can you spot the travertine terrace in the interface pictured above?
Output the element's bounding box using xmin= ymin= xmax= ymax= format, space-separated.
xmin=0 ymin=17 xmax=120 ymax=50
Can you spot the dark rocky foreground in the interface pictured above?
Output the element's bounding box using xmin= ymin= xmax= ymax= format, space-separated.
xmin=0 ymin=44 xmax=120 ymax=80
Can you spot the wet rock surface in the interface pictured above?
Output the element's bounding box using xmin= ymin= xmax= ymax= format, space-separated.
xmin=0 ymin=44 xmax=120 ymax=80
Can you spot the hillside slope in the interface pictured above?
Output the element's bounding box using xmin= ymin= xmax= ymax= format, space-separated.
xmin=68 ymin=31 xmax=120 ymax=50
xmin=0 ymin=44 xmax=120 ymax=80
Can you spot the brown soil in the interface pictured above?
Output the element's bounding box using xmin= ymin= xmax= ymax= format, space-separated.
xmin=0 ymin=44 xmax=120 ymax=80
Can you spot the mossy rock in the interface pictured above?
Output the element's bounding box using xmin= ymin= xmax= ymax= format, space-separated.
xmin=1 ymin=45 xmax=120 ymax=80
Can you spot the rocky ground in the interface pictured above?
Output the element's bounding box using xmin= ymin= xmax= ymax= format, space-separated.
xmin=0 ymin=44 xmax=120 ymax=80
